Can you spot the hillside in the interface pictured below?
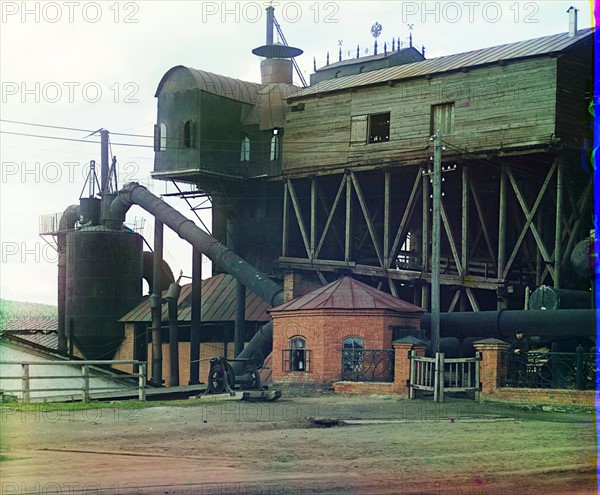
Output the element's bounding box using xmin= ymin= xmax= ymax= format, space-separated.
xmin=0 ymin=299 xmax=57 ymax=325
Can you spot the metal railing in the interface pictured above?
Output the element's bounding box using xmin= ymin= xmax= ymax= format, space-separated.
xmin=0 ymin=360 xmax=147 ymax=402
xmin=341 ymin=349 xmax=394 ymax=382
xmin=505 ymin=347 xmax=596 ymax=390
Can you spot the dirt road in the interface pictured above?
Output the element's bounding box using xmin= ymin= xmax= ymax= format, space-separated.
xmin=1 ymin=395 xmax=596 ymax=494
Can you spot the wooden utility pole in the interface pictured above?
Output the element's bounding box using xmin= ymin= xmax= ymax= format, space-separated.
xmin=431 ymin=130 xmax=442 ymax=354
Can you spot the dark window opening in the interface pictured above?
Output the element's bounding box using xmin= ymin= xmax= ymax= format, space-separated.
xmin=183 ymin=120 xmax=195 ymax=149
xmin=368 ymin=113 xmax=390 ymax=143
xmin=342 ymin=336 xmax=364 ymax=372
xmin=282 ymin=336 xmax=310 ymax=372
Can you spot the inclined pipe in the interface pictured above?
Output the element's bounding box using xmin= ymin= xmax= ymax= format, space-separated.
xmin=421 ymin=309 xmax=596 ymax=339
xmin=57 ymin=205 xmax=81 ymax=354
xmin=111 ymin=183 xmax=284 ymax=372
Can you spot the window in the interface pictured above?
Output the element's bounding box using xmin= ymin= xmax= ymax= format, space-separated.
xmin=154 ymin=123 xmax=167 ymax=152
xmin=270 ymin=135 xmax=280 ymax=161
xmin=342 ymin=336 xmax=364 ymax=372
xmin=282 ymin=336 xmax=310 ymax=372
xmin=431 ymin=103 xmax=455 ymax=135
xmin=240 ymin=136 xmax=250 ymax=162
xmin=180 ymin=120 xmax=196 ymax=149
xmin=368 ymin=112 xmax=390 ymax=143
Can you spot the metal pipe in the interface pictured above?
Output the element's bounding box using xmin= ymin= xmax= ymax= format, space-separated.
xmin=266 ymin=6 xmax=274 ymax=45
xmin=421 ymin=309 xmax=596 ymax=339
xmin=167 ymin=282 xmax=181 ymax=387
xmin=57 ymin=205 xmax=80 ymax=354
xmin=111 ymin=183 xmax=284 ymax=374
xmin=189 ymin=248 xmax=202 ymax=384
xmin=234 ymin=281 xmax=246 ymax=357
xmin=151 ymin=219 xmax=164 ymax=386
xmin=100 ymin=129 xmax=109 ymax=192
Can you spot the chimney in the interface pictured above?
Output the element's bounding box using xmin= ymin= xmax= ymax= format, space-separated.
xmin=567 ymin=6 xmax=578 ymax=37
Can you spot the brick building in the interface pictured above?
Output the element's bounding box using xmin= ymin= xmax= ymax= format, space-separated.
xmin=270 ymin=276 xmax=424 ymax=387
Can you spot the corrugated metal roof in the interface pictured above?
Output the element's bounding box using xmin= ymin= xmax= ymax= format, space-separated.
xmin=269 ymin=276 xmax=425 ymax=314
xmin=119 ymin=274 xmax=320 ymax=323
xmin=0 ymin=319 xmax=57 ymax=332
xmin=290 ymin=28 xmax=594 ymax=99
xmin=155 ymin=65 xmax=261 ymax=104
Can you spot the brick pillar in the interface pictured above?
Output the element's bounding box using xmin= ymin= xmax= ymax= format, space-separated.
xmin=393 ymin=338 xmax=427 ymax=397
xmin=473 ymin=338 xmax=510 ymax=398
xmin=283 ymin=272 xmax=301 ymax=302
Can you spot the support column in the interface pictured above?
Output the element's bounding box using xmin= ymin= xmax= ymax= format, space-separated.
xmin=189 ymin=248 xmax=202 ymax=384
xmin=421 ymin=170 xmax=430 ymax=310
xmin=150 ymin=219 xmax=164 ymax=386
xmin=345 ymin=173 xmax=353 ymax=262
xmin=554 ymin=158 xmax=564 ymax=288
xmin=167 ymin=283 xmax=181 ymax=387
xmin=497 ymin=165 xmax=507 ymax=310
xmin=234 ymin=280 xmax=246 ymax=357
xmin=393 ymin=338 xmax=426 ymax=397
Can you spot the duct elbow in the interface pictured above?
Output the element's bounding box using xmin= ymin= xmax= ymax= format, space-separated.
xmin=110 ymin=182 xmax=141 ymax=220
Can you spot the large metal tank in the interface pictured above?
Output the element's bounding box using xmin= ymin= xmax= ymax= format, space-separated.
xmin=65 ymin=226 xmax=143 ymax=360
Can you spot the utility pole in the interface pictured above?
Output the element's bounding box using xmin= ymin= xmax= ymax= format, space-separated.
xmin=431 ymin=130 xmax=442 ymax=355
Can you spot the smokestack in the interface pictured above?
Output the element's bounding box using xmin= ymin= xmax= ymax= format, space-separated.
xmin=567 ymin=6 xmax=578 ymax=37
xmin=266 ymin=5 xmax=274 ymax=45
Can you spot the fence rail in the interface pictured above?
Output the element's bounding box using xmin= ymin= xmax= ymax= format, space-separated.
xmin=0 ymin=360 xmax=147 ymax=402
xmin=341 ymin=349 xmax=395 ymax=382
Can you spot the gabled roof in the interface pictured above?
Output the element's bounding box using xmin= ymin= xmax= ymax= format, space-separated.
xmin=269 ymin=276 xmax=424 ymax=314
xmin=155 ymin=66 xmax=261 ymax=104
xmin=0 ymin=319 xmax=57 ymax=332
xmin=290 ymin=28 xmax=594 ymax=100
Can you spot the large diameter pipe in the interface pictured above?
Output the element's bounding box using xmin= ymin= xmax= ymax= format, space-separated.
xmin=189 ymin=249 xmax=202 ymax=385
xmin=529 ymin=285 xmax=592 ymax=310
xmin=421 ymin=309 xmax=596 ymax=339
xmin=151 ymin=219 xmax=164 ymax=386
xmin=167 ymin=282 xmax=181 ymax=387
xmin=111 ymin=183 xmax=284 ymax=373
xmin=112 ymin=183 xmax=284 ymax=308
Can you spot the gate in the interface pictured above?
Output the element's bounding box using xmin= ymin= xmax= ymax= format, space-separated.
xmin=409 ymin=350 xmax=481 ymax=402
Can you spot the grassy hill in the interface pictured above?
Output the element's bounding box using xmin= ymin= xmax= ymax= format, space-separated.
xmin=0 ymin=299 xmax=57 ymax=325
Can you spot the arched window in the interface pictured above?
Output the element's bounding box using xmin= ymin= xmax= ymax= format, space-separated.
xmin=359 ymin=66 xmax=366 ymax=74
xmin=335 ymin=70 xmax=342 ymax=78
xmin=240 ymin=136 xmax=250 ymax=162
xmin=284 ymin=336 xmax=309 ymax=372
xmin=270 ymin=135 xmax=280 ymax=161
xmin=159 ymin=123 xmax=167 ymax=151
xmin=342 ymin=336 xmax=364 ymax=373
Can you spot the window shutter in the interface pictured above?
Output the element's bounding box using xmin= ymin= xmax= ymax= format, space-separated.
xmin=178 ymin=121 xmax=185 ymax=148
xmin=350 ymin=115 xmax=368 ymax=145
xmin=154 ymin=124 xmax=160 ymax=152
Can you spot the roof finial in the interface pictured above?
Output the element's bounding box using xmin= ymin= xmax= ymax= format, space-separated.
xmin=313 ymin=57 xmax=316 ymax=72
xmin=392 ymin=38 xmax=395 ymax=51
xmin=384 ymin=42 xmax=387 ymax=55
xmin=357 ymin=44 xmax=360 ymax=59
xmin=326 ymin=51 xmax=330 ymax=65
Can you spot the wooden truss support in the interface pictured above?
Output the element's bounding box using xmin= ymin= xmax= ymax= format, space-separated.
xmin=315 ymin=176 xmax=346 ymax=259
xmin=350 ymin=171 xmax=384 ymax=267
xmin=282 ymin=181 xmax=288 ymax=257
xmin=383 ymin=171 xmax=391 ymax=268
xmin=503 ymin=160 xmax=557 ymax=281
xmin=310 ymin=178 xmax=317 ymax=261
xmin=497 ymin=164 xmax=507 ymax=281
xmin=287 ymin=179 xmax=311 ymax=260
xmin=345 ymin=174 xmax=353 ymax=262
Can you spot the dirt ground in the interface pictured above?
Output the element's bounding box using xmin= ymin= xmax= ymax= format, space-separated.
xmin=1 ymin=394 xmax=597 ymax=494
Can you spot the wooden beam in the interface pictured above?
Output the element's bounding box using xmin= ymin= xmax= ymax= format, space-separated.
xmin=440 ymin=200 xmax=463 ymax=275
xmin=388 ymin=169 xmax=422 ymax=268
xmin=388 ymin=279 xmax=399 ymax=297
xmin=554 ymin=159 xmax=563 ymax=288
xmin=316 ymin=271 xmax=328 ymax=285
xmin=345 ymin=174 xmax=352 ymax=262
xmin=287 ymin=179 xmax=311 ymax=259
xmin=315 ymin=176 xmax=346 ymax=259
xmin=350 ymin=171 xmax=383 ymax=266
xmin=384 ymin=170 xmax=391 ymax=267
xmin=504 ymin=162 xmax=556 ymax=281
xmin=421 ymin=174 xmax=430 ymax=309
xmin=310 ymin=178 xmax=316 ymax=261
xmin=461 ymin=165 xmax=469 ymax=275
xmin=562 ymin=183 xmax=591 ymax=265
xmin=448 ymin=290 xmax=461 ymax=312
xmin=497 ymin=165 xmax=507 ymax=281
xmin=468 ymin=175 xmax=496 ymax=266
xmin=282 ymin=181 xmax=288 ymax=257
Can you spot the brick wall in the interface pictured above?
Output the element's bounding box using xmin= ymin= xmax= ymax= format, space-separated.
xmin=489 ymin=387 xmax=595 ymax=407
xmin=272 ymin=309 xmax=419 ymax=385
xmin=333 ymin=381 xmax=395 ymax=395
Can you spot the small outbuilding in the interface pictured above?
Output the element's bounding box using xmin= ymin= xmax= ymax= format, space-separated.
xmin=269 ymin=276 xmax=425 ymax=387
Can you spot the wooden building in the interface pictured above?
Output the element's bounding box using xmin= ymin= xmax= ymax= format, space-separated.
xmin=152 ymin=18 xmax=594 ymax=313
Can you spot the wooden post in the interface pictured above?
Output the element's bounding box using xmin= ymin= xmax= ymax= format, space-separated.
xmin=409 ymin=349 xmax=416 ymax=399
xmin=22 ymin=363 xmax=30 ymax=403
xmin=461 ymin=164 xmax=469 ymax=279
xmin=554 ymin=158 xmax=564 ymax=288
xmin=282 ymin=181 xmax=288 ymax=257
xmin=431 ymin=131 xmax=442 ymax=353
xmin=310 ymin=178 xmax=316 ymax=261
xmin=81 ymin=364 xmax=90 ymax=402
xmin=345 ymin=173 xmax=353 ymax=262
xmin=497 ymin=165 xmax=507 ymax=280
xmin=474 ymin=351 xmax=481 ymax=402
xmin=139 ymin=363 xmax=147 ymax=401
xmin=437 ymin=352 xmax=445 ymax=403
xmin=384 ymin=170 xmax=390 ymax=267
xmin=422 ymin=173 xmax=430 ymax=311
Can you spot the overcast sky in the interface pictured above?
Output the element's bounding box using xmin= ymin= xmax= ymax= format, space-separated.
xmin=0 ymin=1 xmax=595 ymax=305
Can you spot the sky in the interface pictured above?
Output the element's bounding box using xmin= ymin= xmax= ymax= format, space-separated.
xmin=0 ymin=0 xmax=595 ymax=305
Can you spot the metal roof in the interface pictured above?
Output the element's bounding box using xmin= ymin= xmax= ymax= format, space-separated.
xmin=119 ymin=274 xmax=320 ymax=323
xmin=1 ymin=319 xmax=57 ymax=332
xmin=155 ymin=65 xmax=261 ymax=104
xmin=269 ymin=276 xmax=425 ymax=314
xmin=2 ymin=332 xmax=59 ymax=350
xmin=290 ymin=28 xmax=594 ymax=99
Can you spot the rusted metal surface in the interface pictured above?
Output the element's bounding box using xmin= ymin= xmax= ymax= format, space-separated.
xmin=290 ymin=29 xmax=594 ymax=99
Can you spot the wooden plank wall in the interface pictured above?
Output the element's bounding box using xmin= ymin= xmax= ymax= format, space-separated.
xmin=283 ymin=57 xmax=558 ymax=177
